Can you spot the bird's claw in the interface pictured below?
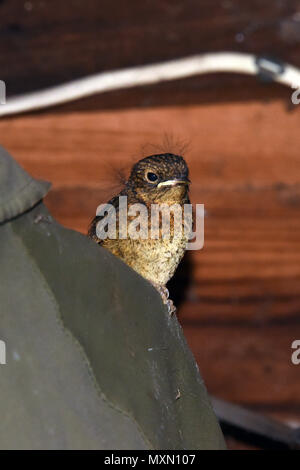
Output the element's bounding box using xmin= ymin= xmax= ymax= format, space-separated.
xmin=166 ymin=299 xmax=176 ymax=316
xmin=151 ymin=283 xmax=177 ymax=316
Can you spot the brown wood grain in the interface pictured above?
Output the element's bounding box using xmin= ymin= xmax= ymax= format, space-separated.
xmin=185 ymin=324 xmax=300 ymax=405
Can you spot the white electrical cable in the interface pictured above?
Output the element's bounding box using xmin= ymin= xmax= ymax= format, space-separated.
xmin=1 ymin=52 xmax=300 ymax=117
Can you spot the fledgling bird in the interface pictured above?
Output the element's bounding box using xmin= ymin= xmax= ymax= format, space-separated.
xmin=88 ymin=153 xmax=191 ymax=314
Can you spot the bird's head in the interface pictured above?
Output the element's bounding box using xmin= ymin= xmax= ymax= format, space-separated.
xmin=127 ymin=153 xmax=190 ymax=204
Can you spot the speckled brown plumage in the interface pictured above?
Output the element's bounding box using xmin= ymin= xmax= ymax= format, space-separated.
xmin=88 ymin=153 xmax=191 ymax=314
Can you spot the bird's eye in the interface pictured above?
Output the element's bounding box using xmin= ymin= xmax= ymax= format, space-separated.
xmin=146 ymin=171 xmax=158 ymax=183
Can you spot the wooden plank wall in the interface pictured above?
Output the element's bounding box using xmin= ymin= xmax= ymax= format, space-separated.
xmin=1 ymin=0 xmax=300 ymax=449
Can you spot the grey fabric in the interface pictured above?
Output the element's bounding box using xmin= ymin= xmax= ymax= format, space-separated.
xmin=0 ymin=146 xmax=226 ymax=449
xmin=0 ymin=145 xmax=50 ymax=223
xmin=0 ymin=223 xmax=147 ymax=449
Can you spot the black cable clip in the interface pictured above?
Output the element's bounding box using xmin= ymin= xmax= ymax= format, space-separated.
xmin=255 ymin=55 xmax=285 ymax=83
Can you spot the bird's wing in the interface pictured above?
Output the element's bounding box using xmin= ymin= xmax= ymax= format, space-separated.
xmin=88 ymin=194 xmax=122 ymax=244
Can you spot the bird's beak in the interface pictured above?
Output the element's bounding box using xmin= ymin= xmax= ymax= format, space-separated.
xmin=157 ymin=178 xmax=190 ymax=189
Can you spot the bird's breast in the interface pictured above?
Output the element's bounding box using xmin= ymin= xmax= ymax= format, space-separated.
xmin=100 ymin=199 xmax=191 ymax=286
